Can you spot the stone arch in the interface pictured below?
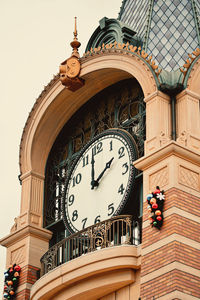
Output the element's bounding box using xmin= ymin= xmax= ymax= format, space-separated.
xmin=185 ymin=56 xmax=200 ymax=95
xmin=20 ymin=52 xmax=158 ymax=178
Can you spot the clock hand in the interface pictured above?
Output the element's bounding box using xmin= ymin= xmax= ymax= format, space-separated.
xmin=91 ymin=154 xmax=98 ymax=189
xmin=96 ymin=157 xmax=114 ymax=184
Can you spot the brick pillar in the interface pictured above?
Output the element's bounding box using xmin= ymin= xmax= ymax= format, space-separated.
xmin=16 ymin=265 xmax=40 ymax=299
xmin=134 ymin=141 xmax=200 ymax=300
xmin=0 ymin=225 xmax=52 ymax=300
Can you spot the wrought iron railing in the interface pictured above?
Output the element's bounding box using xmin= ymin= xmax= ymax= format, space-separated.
xmin=41 ymin=215 xmax=141 ymax=275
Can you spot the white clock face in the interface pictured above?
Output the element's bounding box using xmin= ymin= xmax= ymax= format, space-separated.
xmin=63 ymin=129 xmax=137 ymax=233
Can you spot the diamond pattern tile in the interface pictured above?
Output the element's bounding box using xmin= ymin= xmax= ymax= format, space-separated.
xmin=147 ymin=0 xmax=199 ymax=71
xmin=119 ymin=0 xmax=200 ymax=71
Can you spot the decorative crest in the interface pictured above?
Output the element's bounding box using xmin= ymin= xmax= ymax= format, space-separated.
xmin=180 ymin=48 xmax=200 ymax=83
xmin=83 ymin=42 xmax=162 ymax=81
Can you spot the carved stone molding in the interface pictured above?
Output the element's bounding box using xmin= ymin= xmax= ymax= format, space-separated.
xmin=83 ymin=42 xmax=162 ymax=82
xmin=11 ymin=245 xmax=25 ymax=265
xmin=179 ymin=165 xmax=200 ymax=192
xmin=149 ymin=166 xmax=169 ymax=192
xmin=144 ymin=90 xmax=171 ymax=154
xmin=177 ymin=130 xmax=188 ymax=146
xmin=159 ymin=131 xmax=170 ymax=147
xmin=134 ymin=141 xmax=200 ymax=171
xmin=176 ymin=88 xmax=200 ymax=152
xmin=0 ymin=225 xmax=52 ymax=248
xmin=180 ymin=48 xmax=200 ymax=83
xmin=177 ymin=132 xmax=200 ymax=152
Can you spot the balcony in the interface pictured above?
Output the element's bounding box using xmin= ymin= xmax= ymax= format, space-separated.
xmin=41 ymin=215 xmax=141 ymax=275
xmin=30 ymin=215 xmax=141 ymax=300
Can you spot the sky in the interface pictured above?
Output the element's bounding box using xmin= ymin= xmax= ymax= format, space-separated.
xmin=0 ymin=0 xmax=122 ymax=294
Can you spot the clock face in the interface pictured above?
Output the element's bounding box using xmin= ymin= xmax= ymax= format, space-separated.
xmin=62 ymin=129 xmax=138 ymax=233
xmin=66 ymin=57 xmax=80 ymax=78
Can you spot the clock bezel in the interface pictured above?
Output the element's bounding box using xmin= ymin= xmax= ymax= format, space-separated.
xmin=62 ymin=128 xmax=138 ymax=233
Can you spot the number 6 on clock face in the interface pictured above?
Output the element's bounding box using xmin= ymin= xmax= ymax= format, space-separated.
xmin=62 ymin=129 xmax=138 ymax=233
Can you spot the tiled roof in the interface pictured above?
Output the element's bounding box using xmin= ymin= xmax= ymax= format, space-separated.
xmin=118 ymin=0 xmax=200 ymax=71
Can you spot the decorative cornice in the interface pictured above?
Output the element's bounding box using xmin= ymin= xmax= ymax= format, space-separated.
xmin=144 ymin=90 xmax=170 ymax=103
xmin=0 ymin=225 xmax=52 ymax=247
xmin=85 ymin=18 xmax=139 ymax=53
xmin=20 ymin=170 xmax=45 ymax=181
xmin=82 ymin=42 xmax=162 ymax=81
xmin=134 ymin=141 xmax=200 ymax=171
xmin=180 ymin=48 xmax=200 ymax=83
xmin=176 ymin=88 xmax=200 ymax=101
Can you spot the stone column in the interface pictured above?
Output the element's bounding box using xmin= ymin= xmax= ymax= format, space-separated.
xmin=176 ymin=89 xmax=200 ymax=152
xmin=144 ymin=91 xmax=171 ymax=155
xmin=0 ymin=171 xmax=52 ymax=299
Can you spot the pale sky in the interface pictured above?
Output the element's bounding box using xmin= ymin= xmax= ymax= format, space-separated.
xmin=0 ymin=0 xmax=122 ymax=293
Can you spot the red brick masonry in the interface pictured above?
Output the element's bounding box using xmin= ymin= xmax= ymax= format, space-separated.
xmin=141 ymin=188 xmax=200 ymax=299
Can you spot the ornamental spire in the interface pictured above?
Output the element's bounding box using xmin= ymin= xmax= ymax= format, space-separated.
xmin=70 ymin=17 xmax=81 ymax=58
xmin=59 ymin=17 xmax=84 ymax=91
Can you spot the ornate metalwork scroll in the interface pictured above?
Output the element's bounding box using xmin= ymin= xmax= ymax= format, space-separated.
xmin=41 ymin=215 xmax=141 ymax=275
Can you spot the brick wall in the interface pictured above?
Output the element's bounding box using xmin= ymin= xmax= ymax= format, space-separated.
xmin=140 ymin=188 xmax=200 ymax=299
xmin=16 ymin=265 xmax=40 ymax=300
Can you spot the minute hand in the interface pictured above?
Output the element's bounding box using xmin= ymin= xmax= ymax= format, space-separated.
xmin=96 ymin=157 xmax=114 ymax=183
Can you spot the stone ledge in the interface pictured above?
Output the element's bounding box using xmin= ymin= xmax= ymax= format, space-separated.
xmin=30 ymin=245 xmax=141 ymax=300
xmin=0 ymin=225 xmax=52 ymax=247
xmin=134 ymin=141 xmax=200 ymax=171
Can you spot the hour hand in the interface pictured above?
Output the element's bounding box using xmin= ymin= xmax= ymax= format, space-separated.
xmin=91 ymin=154 xmax=98 ymax=189
xmin=96 ymin=157 xmax=114 ymax=183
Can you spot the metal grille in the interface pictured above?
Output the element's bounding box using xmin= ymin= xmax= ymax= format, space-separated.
xmin=147 ymin=0 xmax=199 ymax=71
xmin=44 ymin=79 xmax=145 ymax=230
xmin=41 ymin=215 xmax=141 ymax=275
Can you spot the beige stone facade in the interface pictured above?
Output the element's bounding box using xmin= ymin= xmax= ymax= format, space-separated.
xmin=1 ymin=48 xmax=200 ymax=299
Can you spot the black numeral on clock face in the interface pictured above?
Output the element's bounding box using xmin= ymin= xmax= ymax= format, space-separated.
xmin=72 ymin=173 xmax=82 ymax=187
xmin=68 ymin=194 xmax=74 ymax=206
xmin=110 ymin=140 xmax=113 ymax=151
xmin=72 ymin=210 xmax=78 ymax=221
xmin=118 ymin=184 xmax=125 ymax=195
xmin=118 ymin=146 xmax=125 ymax=159
xmin=108 ymin=203 xmax=114 ymax=216
xmin=82 ymin=218 xmax=88 ymax=229
xmin=122 ymin=162 xmax=128 ymax=175
xmin=94 ymin=215 xmax=101 ymax=224
xmin=82 ymin=155 xmax=89 ymax=167
xmin=92 ymin=142 xmax=103 ymax=156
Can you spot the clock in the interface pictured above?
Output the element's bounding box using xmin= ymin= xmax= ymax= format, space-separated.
xmin=66 ymin=57 xmax=81 ymax=79
xmin=62 ymin=129 xmax=138 ymax=233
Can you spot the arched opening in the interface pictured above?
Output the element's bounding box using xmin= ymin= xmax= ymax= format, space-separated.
xmin=43 ymin=78 xmax=145 ymax=246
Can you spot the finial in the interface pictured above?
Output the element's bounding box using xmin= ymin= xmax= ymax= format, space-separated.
xmin=59 ymin=17 xmax=84 ymax=91
xmin=74 ymin=16 xmax=77 ymax=40
xmin=70 ymin=16 xmax=81 ymax=58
